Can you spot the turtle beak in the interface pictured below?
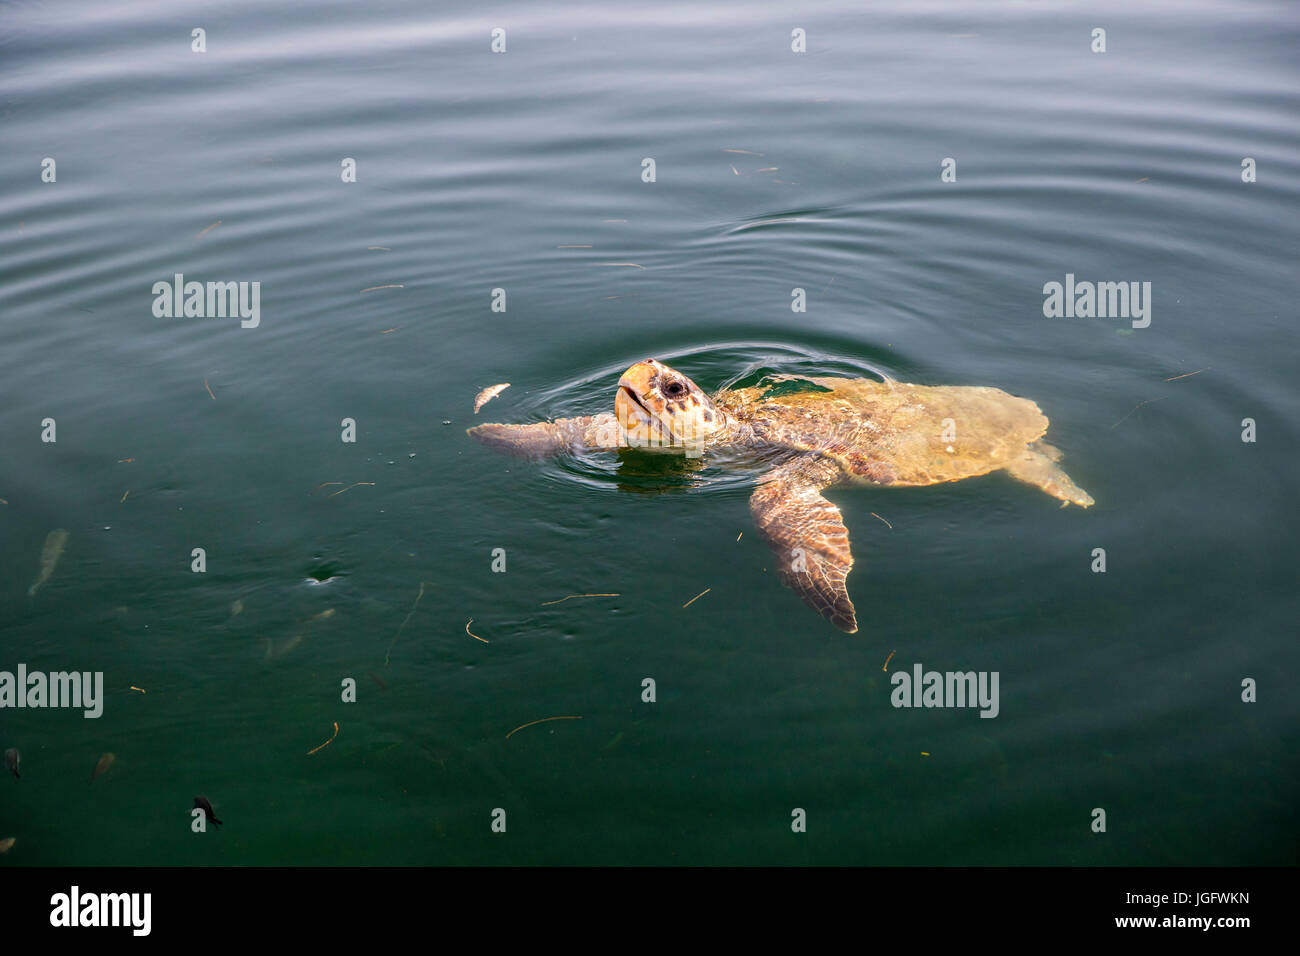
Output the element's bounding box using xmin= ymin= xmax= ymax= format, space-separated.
xmin=616 ymin=361 xmax=672 ymax=446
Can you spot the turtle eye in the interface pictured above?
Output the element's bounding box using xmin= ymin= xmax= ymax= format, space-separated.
xmin=663 ymin=380 xmax=688 ymax=398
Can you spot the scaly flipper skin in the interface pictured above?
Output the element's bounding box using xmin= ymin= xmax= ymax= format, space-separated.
xmin=1003 ymin=441 xmax=1094 ymax=507
xmin=467 ymin=413 xmax=620 ymax=458
xmin=750 ymin=456 xmax=858 ymax=633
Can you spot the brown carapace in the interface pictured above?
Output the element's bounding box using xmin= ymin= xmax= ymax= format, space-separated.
xmin=468 ymin=359 xmax=1092 ymax=633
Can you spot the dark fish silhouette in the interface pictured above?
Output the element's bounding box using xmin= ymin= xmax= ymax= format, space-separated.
xmin=193 ymin=796 xmax=222 ymax=827
xmin=4 ymin=748 xmax=18 ymax=779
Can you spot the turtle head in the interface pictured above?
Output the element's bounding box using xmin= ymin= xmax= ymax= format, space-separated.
xmin=615 ymin=359 xmax=726 ymax=456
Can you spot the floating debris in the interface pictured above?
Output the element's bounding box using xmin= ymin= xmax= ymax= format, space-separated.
xmin=721 ymin=148 xmax=764 ymax=156
xmin=368 ymin=671 xmax=388 ymax=691
xmin=119 ymin=490 xmax=130 ymax=503
xmin=386 ymin=582 xmax=430 ymax=665
xmin=195 ymin=220 xmax=222 ymax=240
xmin=28 ymin=529 xmax=69 ymax=597
xmin=0 ymin=837 xmax=14 ymax=854
xmin=193 ymin=796 xmax=222 ymax=826
xmin=327 ymin=482 xmax=374 ymax=498
xmin=870 ymin=512 xmax=892 ymax=530
xmin=1110 ymin=396 xmax=1169 ymax=430
xmin=882 ymin=649 xmax=896 ymax=672
xmin=594 ymin=262 xmax=645 ymax=269
xmin=539 ymin=593 xmax=619 ymax=606
xmin=91 ymin=752 xmax=115 ymax=782
xmin=203 ymin=378 xmax=215 ymax=401
xmin=1164 ymin=367 xmax=1210 ymax=382
xmin=129 ymin=686 xmax=147 ymax=694
xmin=473 ymin=383 xmax=511 ymax=414
xmin=367 ymin=245 xmax=392 ymax=251
xmin=506 ymin=716 xmax=583 ymax=740
xmin=682 ymin=587 xmax=711 ymax=608
xmin=307 ymin=721 xmax=339 ymax=755
xmin=4 ymin=748 xmax=18 ymax=779
xmin=307 ymin=608 xmax=336 ymax=623
xmin=465 ymin=619 xmax=488 ymax=643
xmin=736 ymin=532 xmax=743 ymax=542
xmin=360 ymin=284 xmax=404 ymax=293
xmin=230 ymin=599 xmax=244 ymax=617
xmin=118 ymin=457 xmax=134 ymax=463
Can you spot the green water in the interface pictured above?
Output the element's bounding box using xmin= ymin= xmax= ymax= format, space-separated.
xmin=0 ymin=0 xmax=1296 ymax=865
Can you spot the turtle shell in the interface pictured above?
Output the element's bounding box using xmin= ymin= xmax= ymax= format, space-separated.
xmin=713 ymin=377 xmax=1049 ymax=486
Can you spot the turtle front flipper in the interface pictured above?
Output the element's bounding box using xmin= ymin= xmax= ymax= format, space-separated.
xmin=749 ymin=456 xmax=858 ymax=633
xmin=468 ymin=413 xmax=621 ymax=458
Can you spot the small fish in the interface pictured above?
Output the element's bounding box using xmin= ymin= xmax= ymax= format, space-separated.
xmin=193 ymin=796 xmax=222 ymax=827
xmin=0 ymin=837 xmax=14 ymax=854
xmin=4 ymin=748 xmax=18 ymax=779
xmin=91 ymin=752 xmax=115 ymax=781
xmin=229 ymin=599 xmax=244 ymax=617
xmin=264 ymin=634 xmax=303 ymax=659
xmin=473 ymin=383 xmax=510 ymax=413
xmin=27 ymin=528 xmax=69 ymax=596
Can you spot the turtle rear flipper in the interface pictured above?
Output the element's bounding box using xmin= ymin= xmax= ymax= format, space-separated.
xmin=1003 ymin=446 xmax=1094 ymax=508
xmin=750 ymin=458 xmax=857 ymax=633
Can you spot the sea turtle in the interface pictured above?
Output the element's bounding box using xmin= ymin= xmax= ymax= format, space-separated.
xmin=468 ymin=359 xmax=1093 ymax=633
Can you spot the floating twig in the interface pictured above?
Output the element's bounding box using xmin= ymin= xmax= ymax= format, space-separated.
xmin=506 ymin=716 xmax=582 ymax=740
xmin=870 ymin=512 xmax=892 ymax=529
xmin=327 ymin=481 xmax=375 ymax=497
xmin=129 ymin=686 xmax=147 ymax=694
xmin=466 ymin=618 xmax=488 ymax=643
xmin=367 ymin=245 xmax=392 ymax=251
xmin=1110 ymin=396 xmax=1169 ymax=430
xmin=307 ymin=721 xmax=339 ymax=755
xmin=120 ymin=490 xmax=129 ymax=503
xmin=385 ymin=582 xmax=430 ymax=665
xmin=736 ymin=532 xmax=743 ymax=541
xmin=882 ymin=649 xmax=896 ymax=672
xmin=540 ymin=593 xmax=620 ymax=606
xmin=1164 ymin=367 xmax=1210 ymax=382
xmin=203 ymin=379 xmax=216 ymax=400
xmin=360 ymin=284 xmax=404 ymax=293
xmin=380 ymin=327 xmax=401 ymax=334
xmin=594 ymin=262 xmax=645 ymax=269
xmin=682 ymin=587 xmax=711 ymax=608
xmin=196 ymin=220 xmax=222 ymax=239
xmin=557 ymin=244 xmax=593 ymax=249
xmin=730 ymin=164 xmax=741 ymax=175
xmin=721 ymin=148 xmax=764 ymax=156
xmin=118 ymin=457 xmax=134 ymax=463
